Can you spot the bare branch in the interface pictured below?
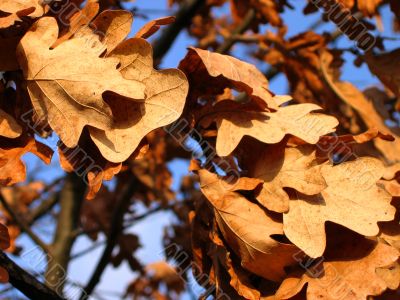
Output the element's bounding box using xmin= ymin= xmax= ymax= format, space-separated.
xmin=45 ymin=173 xmax=86 ymax=291
xmin=0 ymin=250 xmax=65 ymax=300
xmin=153 ymin=0 xmax=206 ymax=64
xmin=79 ymin=177 xmax=139 ymax=299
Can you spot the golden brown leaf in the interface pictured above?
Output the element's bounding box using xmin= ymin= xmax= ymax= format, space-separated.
xmin=247 ymin=143 xmax=326 ymax=213
xmin=89 ymin=38 xmax=188 ymax=163
xmin=0 ymin=109 xmax=22 ymax=138
xmin=284 ymin=158 xmax=395 ymax=258
xmin=276 ymin=239 xmax=399 ymax=300
xmin=53 ymin=1 xmax=100 ymax=48
xmin=211 ymin=100 xmax=338 ymax=157
xmin=320 ymin=50 xmax=400 ymax=163
xmin=180 ymin=47 xmax=278 ymax=110
xmin=135 ymin=16 xmax=176 ymax=39
xmin=0 ymin=223 xmax=9 ymax=283
xmin=89 ymin=10 xmax=133 ymax=54
xmin=365 ymin=49 xmax=400 ymax=110
xmin=0 ymin=136 xmax=53 ymax=186
xmin=17 ymin=17 xmax=146 ymax=148
xmin=0 ymin=0 xmax=43 ymax=29
xmin=199 ymin=169 xmax=300 ymax=282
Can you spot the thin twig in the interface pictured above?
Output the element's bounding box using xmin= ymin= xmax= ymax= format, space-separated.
xmin=79 ymin=177 xmax=138 ymax=299
xmin=27 ymin=192 xmax=60 ymax=225
xmin=153 ymin=0 xmax=206 ymax=64
xmin=216 ymin=9 xmax=256 ymax=54
xmin=0 ymin=250 xmax=65 ymax=300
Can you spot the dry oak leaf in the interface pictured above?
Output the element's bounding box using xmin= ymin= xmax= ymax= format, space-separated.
xmin=179 ymin=47 xmax=279 ymax=110
xmin=0 ymin=0 xmax=43 ymax=29
xmin=199 ymin=169 xmax=300 ymax=282
xmin=89 ymin=38 xmax=188 ymax=163
xmin=88 ymin=10 xmax=133 ymax=55
xmin=378 ymin=200 xmax=400 ymax=251
xmin=52 ymin=0 xmax=100 ymax=48
xmin=222 ymin=250 xmax=264 ymax=300
xmin=212 ymin=100 xmax=338 ymax=157
xmin=58 ymin=142 xmax=121 ymax=200
xmin=320 ymin=50 xmax=400 ymax=162
xmin=276 ymin=240 xmax=399 ymax=300
xmin=16 ymin=17 xmax=146 ymax=148
xmin=0 ymin=109 xmax=22 ymax=138
xmin=248 ymin=143 xmax=327 ymax=214
xmin=135 ymin=16 xmax=176 ymax=39
xmin=0 ymin=136 xmax=53 ymax=186
xmin=316 ymin=128 xmax=395 ymax=162
xmin=284 ymin=157 xmax=395 ymax=258
xmin=376 ymin=260 xmax=400 ymax=291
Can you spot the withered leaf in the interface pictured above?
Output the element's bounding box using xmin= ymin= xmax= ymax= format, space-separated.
xmin=212 ymin=100 xmax=338 ymax=157
xmin=58 ymin=142 xmax=121 ymax=200
xmin=284 ymin=157 xmax=395 ymax=258
xmin=0 ymin=109 xmax=22 ymax=138
xmin=0 ymin=0 xmax=43 ymax=29
xmin=90 ymin=10 xmax=133 ymax=54
xmin=320 ymin=50 xmax=400 ymax=163
xmin=199 ymin=169 xmax=300 ymax=282
xmin=135 ymin=16 xmax=176 ymax=39
xmin=89 ymin=38 xmax=188 ymax=163
xmin=53 ymin=1 xmax=100 ymax=47
xmin=0 ymin=223 xmax=10 ymax=250
xmin=17 ymin=17 xmax=146 ymax=148
xmin=276 ymin=239 xmax=399 ymax=300
xmin=0 ymin=136 xmax=53 ymax=186
xmin=248 ymin=143 xmax=326 ymax=213
xmin=179 ymin=47 xmax=278 ymax=110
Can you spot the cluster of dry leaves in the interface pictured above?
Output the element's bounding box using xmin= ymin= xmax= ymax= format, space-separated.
xmin=173 ymin=47 xmax=400 ymax=299
xmin=0 ymin=0 xmax=400 ymax=299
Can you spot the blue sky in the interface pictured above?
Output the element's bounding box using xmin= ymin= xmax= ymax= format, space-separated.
xmin=9 ymin=1 xmax=399 ymax=299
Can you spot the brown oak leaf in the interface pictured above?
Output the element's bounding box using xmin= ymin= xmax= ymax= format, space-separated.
xmin=276 ymin=238 xmax=399 ymax=300
xmin=247 ymin=143 xmax=327 ymax=213
xmin=0 ymin=109 xmax=22 ymax=139
xmin=284 ymin=157 xmax=395 ymax=258
xmin=0 ymin=0 xmax=43 ymax=29
xmin=16 ymin=17 xmax=146 ymax=148
xmin=199 ymin=169 xmax=300 ymax=282
xmin=210 ymin=100 xmax=338 ymax=157
xmin=0 ymin=136 xmax=53 ymax=186
xmin=89 ymin=38 xmax=188 ymax=163
xmin=179 ymin=47 xmax=278 ymax=110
